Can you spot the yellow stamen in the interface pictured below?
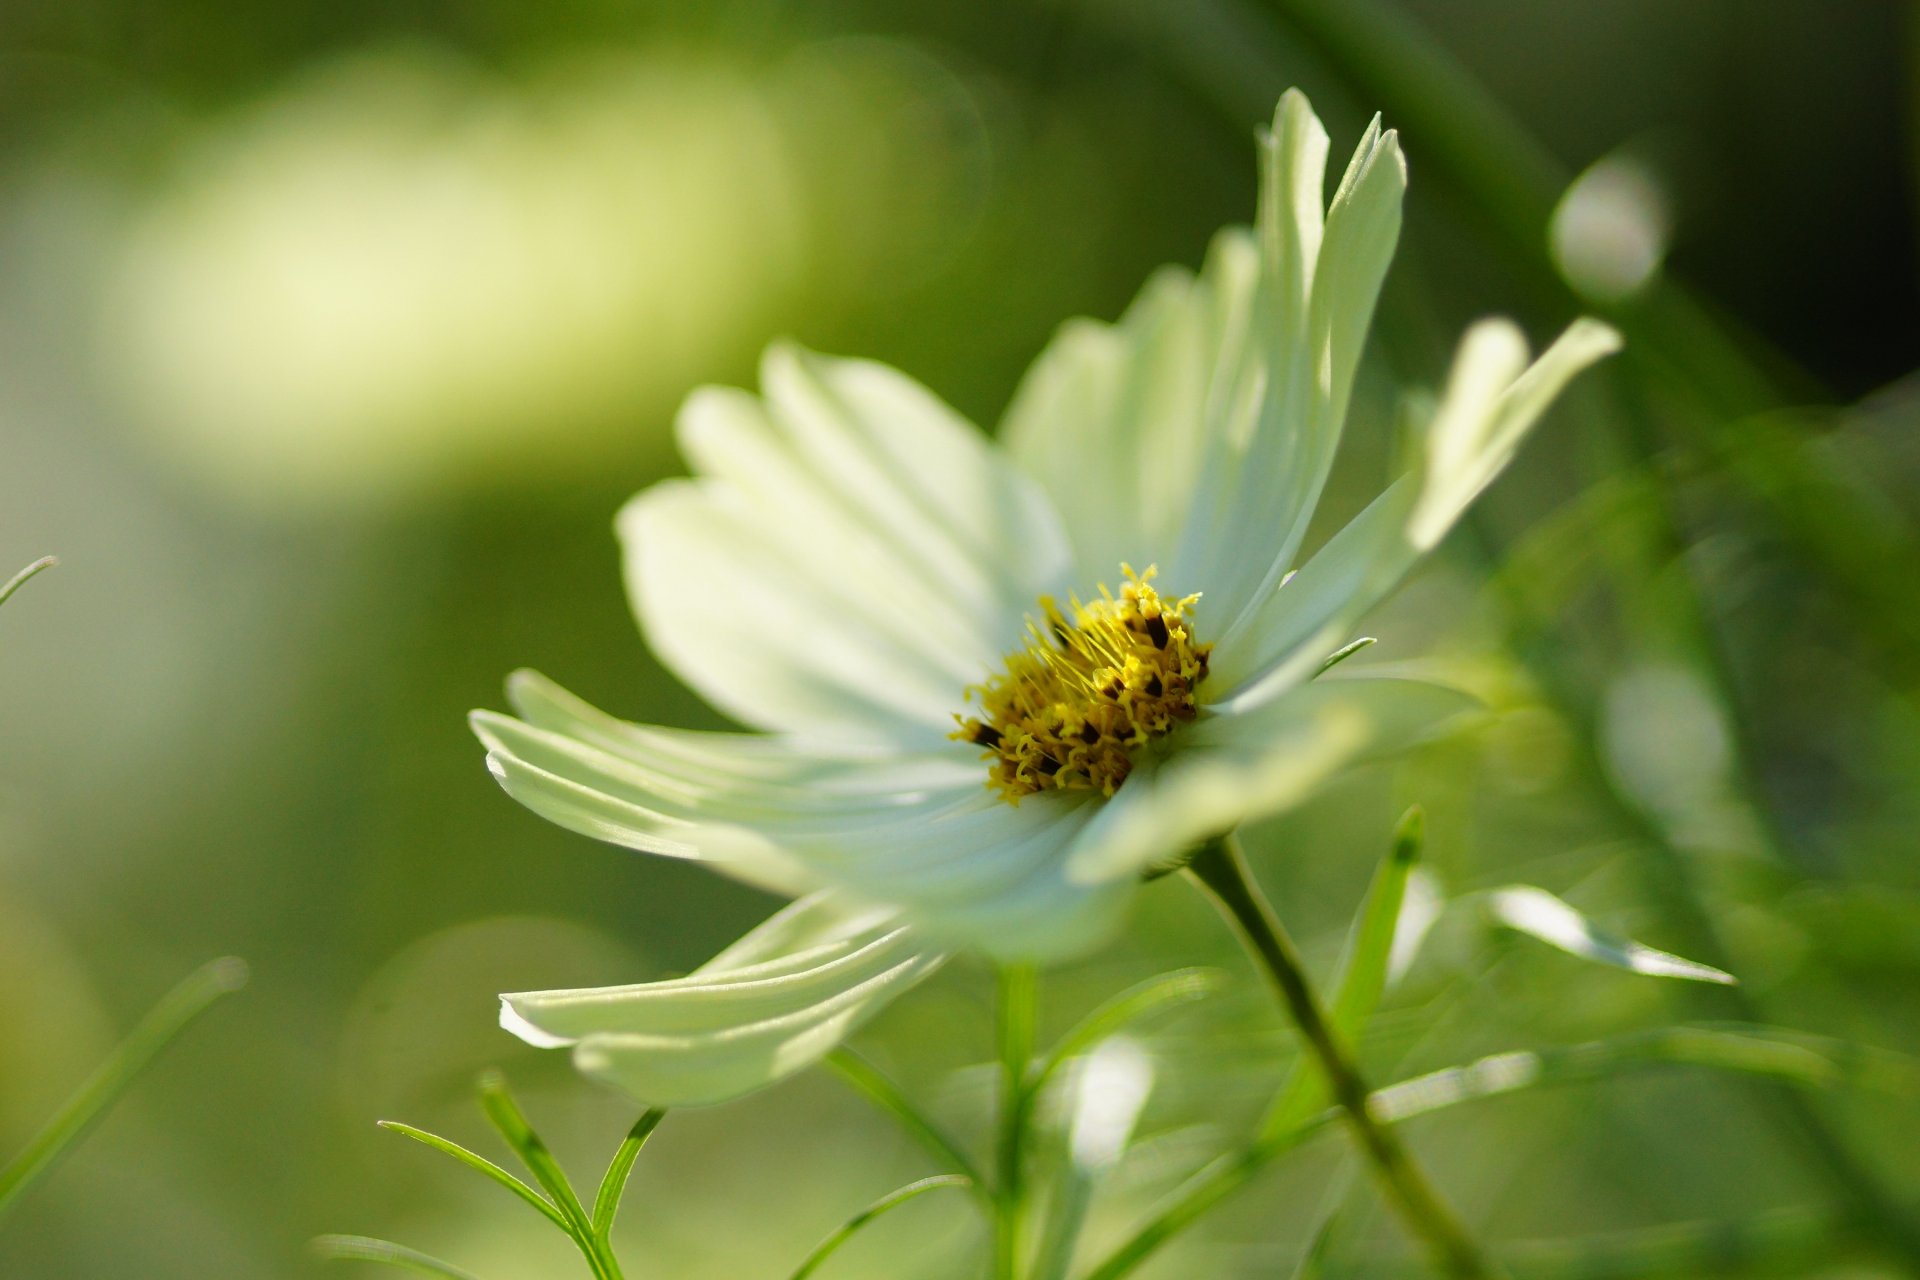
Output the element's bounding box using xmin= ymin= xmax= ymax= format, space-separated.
xmin=953 ymin=565 xmax=1211 ymax=802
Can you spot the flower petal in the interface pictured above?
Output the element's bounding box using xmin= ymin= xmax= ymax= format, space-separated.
xmin=623 ymin=345 xmax=1072 ymax=745
xmin=500 ymin=894 xmax=946 ymax=1107
xmin=1214 ymin=318 xmax=1621 ymax=712
xmin=1063 ymin=677 xmax=1481 ymax=885
xmin=1172 ymin=96 xmax=1406 ymax=637
xmin=1001 ymin=230 xmax=1259 ymax=583
xmin=475 ymin=674 xmax=1129 ymax=960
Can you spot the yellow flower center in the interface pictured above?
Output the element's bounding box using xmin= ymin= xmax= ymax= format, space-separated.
xmin=954 ymin=565 xmax=1212 ymax=802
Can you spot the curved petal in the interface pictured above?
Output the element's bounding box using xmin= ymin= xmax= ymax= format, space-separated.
xmin=1171 ymin=95 xmax=1406 ymax=637
xmin=1001 ymin=230 xmax=1259 ymax=584
xmin=500 ymin=894 xmax=947 ymax=1107
xmin=474 ymin=673 xmax=1130 ymax=961
xmin=1212 ymin=318 xmax=1621 ymax=713
xmin=1063 ymin=677 xmax=1482 ymax=885
xmin=623 ymin=345 xmax=1072 ymax=746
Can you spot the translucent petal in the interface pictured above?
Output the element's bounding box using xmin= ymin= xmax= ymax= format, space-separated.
xmin=1063 ymin=677 xmax=1480 ymax=884
xmin=1172 ymin=98 xmax=1406 ymax=638
xmin=623 ymin=344 xmax=1072 ymax=746
xmin=500 ymin=895 xmax=946 ymax=1107
xmin=1001 ymin=232 xmax=1258 ymax=583
xmin=474 ymin=675 xmax=1128 ymax=960
xmin=1214 ymin=319 xmax=1620 ymax=714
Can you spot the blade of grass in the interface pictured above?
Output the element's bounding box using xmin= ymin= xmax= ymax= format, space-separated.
xmin=375 ymin=1122 xmax=567 ymax=1232
xmin=1262 ymin=810 xmax=1425 ymax=1140
xmin=785 ymin=1175 xmax=972 ymax=1280
xmin=826 ymin=1050 xmax=988 ymax=1195
xmin=476 ymin=1073 xmax=619 ymax=1280
xmin=0 ymin=556 xmax=55 ymax=611
xmin=1031 ymin=968 xmax=1222 ymax=1094
xmin=0 ymin=955 xmax=247 ymax=1222
xmin=312 ymin=1235 xmax=487 ymax=1280
xmin=590 ymin=1109 xmax=665 ymax=1241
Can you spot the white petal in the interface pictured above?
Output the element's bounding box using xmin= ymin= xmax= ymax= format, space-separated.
xmin=1216 ymin=319 xmax=1619 ymax=714
xmin=1002 ymin=231 xmax=1258 ymax=583
xmin=475 ymin=676 xmax=1131 ymax=960
xmin=500 ymin=895 xmax=946 ymax=1107
xmin=624 ymin=344 xmax=1072 ymax=746
xmin=1408 ymin=317 xmax=1623 ymax=550
xmin=1173 ymin=98 xmax=1407 ymax=637
xmin=1064 ymin=677 xmax=1480 ymax=884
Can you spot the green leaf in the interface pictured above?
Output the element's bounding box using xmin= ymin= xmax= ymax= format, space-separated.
xmin=1031 ymin=968 xmax=1222 ymax=1094
xmin=590 ymin=1109 xmax=664 ymax=1241
xmin=0 ymin=956 xmax=247 ymax=1221
xmin=375 ymin=1122 xmax=568 ymax=1232
xmin=784 ymin=1175 xmax=972 ymax=1280
xmin=475 ymin=1074 xmax=623 ymax=1280
xmin=1315 ymin=636 xmax=1377 ymax=676
xmin=0 ymin=556 xmax=55 ymax=611
xmin=1486 ymin=885 xmax=1735 ymax=984
xmin=1262 ymin=809 xmax=1427 ymax=1139
xmin=1367 ymin=1024 xmax=1917 ymax=1124
xmin=826 ymin=1050 xmax=987 ymax=1194
xmin=312 ymin=1236 xmax=486 ymax=1280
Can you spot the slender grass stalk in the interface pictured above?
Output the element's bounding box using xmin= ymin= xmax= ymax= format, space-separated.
xmin=312 ymin=1236 xmax=487 ymax=1280
xmin=1263 ymin=808 xmax=1425 ymax=1140
xmin=0 ymin=955 xmax=248 ymax=1223
xmin=376 ymin=1121 xmax=570 ymax=1231
xmin=1186 ymin=837 xmax=1497 ymax=1280
xmin=0 ymin=556 xmax=56 ymax=611
xmin=826 ymin=1050 xmax=989 ymax=1197
xmin=785 ymin=1175 xmax=972 ymax=1280
xmin=1029 ymin=969 xmax=1221 ymax=1098
xmin=994 ymin=965 xmax=1038 ymax=1280
xmin=590 ymin=1109 xmax=664 ymax=1242
xmin=477 ymin=1074 xmax=621 ymax=1280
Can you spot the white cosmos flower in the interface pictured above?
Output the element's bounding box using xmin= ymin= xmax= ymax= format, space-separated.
xmin=472 ymin=90 xmax=1620 ymax=1106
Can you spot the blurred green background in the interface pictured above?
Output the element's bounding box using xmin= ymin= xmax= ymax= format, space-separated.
xmin=3 ymin=0 xmax=1919 ymax=1276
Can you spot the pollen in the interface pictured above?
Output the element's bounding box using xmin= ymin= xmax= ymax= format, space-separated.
xmin=954 ymin=565 xmax=1212 ymax=802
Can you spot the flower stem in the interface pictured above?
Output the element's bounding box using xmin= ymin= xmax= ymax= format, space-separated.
xmin=994 ymin=964 xmax=1037 ymax=1280
xmin=1186 ymin=836 xmax=1496 ymax=1280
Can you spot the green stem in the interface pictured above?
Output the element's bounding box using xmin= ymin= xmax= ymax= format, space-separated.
xmin=994 ymin=965 xmax=1038 ymax=1280
xmin=1187 ymin=838 xmax=1496 ymax=1280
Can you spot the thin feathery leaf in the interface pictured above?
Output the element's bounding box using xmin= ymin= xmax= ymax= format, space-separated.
xmin=1486 ymin=885 xmax=1735 ymax=984
xmin=0 ymin=556 xmax=55 ymax=611
xmin=1033 ymin=968 xmax=1223 ymax=1092
xmin=0 ymin=956 xmax=247 ymax=1221
xmin=591 ymin=1109 xmax=665 ymax=1240
xmin=1315 ymin=637 xmax=1376 ymax=676
xmin=312 ymin=1236 xmax=486 ymax=1280
xmin=475 ymin=1074 xmax=620 ymax=1280
xmin=826 ymin=1050 xmax=988 ymax=1194
xmin=1263 ymin=810 xmax=1425 ymax=1139
xmin=785 ymin=1175 xmax=972 ymax=1280
xmin=375 ymin=1122 xmax=567 ymax=1232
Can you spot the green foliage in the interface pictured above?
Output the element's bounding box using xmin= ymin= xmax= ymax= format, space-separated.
xmin=324 ymin=1078 xmax=967 ymax=1280
xmin=0 ymin=957 xmax=248 ymax=1224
